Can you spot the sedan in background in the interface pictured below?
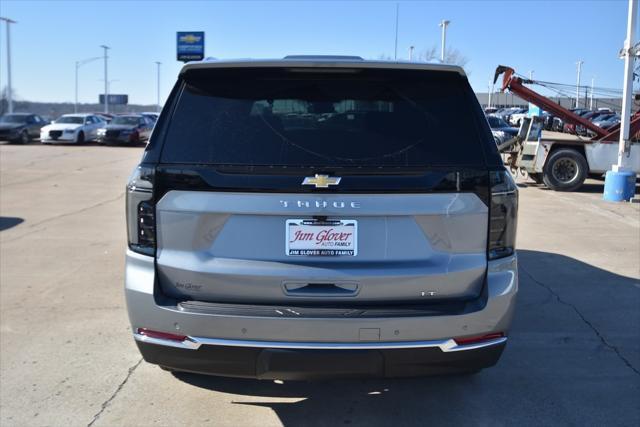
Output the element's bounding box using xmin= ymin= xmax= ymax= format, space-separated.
xmin=97 ymin=115 xmax=154 ymax=145
xmin=141 ymin=112 xmax=159 ymax=123
xmin=40 ymin=114 xmax=106 ymax=143
xmin=487 ymin=115 xmax=519 ymax=145
xmin=0 ymin=113 xmax=49 ymax=143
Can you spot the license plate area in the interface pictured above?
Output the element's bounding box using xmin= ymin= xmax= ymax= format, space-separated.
xmin=286 ymin=219 xmax=357 ymax=256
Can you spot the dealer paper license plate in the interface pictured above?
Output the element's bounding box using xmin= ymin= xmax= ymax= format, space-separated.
xmin=286 ymin=219 xmax=357 ymax=256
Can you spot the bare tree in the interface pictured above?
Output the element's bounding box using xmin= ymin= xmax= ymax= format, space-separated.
xmin=376 ymin=54 xmax=394 ymax=61
xmin=0 ymin=86 xmax=17 ymax=115
xmin=418 ymin=46 xmax=468 ymax=68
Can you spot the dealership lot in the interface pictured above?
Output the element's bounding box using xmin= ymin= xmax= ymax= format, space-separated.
xmin=0 ymin=143 xmax=638 ymax=426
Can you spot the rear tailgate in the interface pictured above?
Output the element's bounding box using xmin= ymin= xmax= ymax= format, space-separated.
xmin=155 ymin=189 xmax=488 ymax=304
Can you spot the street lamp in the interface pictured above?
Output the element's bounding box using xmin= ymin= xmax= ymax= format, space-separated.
xmin=439 ymin=19 xmax=450 ymax=63
xmin=155 ymin=61 xmax=161 ymax=112
xmin=575 ymin=60 xmax=583 ymax=108
xmin=75 ymin=56 xmax=101 ymax=113
xmin=100 ymin=45 xmax=110 ymax=113
xmin=0 ymin=17 xmax=17 ymax=113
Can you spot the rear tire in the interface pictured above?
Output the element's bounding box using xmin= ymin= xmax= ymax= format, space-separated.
xmin=542 ymin=149 xmax=588 ymax=192
xmin=20 ymin=130 xmax=30 ymax=144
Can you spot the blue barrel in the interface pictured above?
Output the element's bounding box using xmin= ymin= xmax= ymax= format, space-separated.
xmin=603 ymin=170 xmax=637 ymax=202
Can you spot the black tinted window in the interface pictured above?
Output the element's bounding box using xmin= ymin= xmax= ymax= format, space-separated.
xmin=161 ymin=68 xmax=488 ymax=167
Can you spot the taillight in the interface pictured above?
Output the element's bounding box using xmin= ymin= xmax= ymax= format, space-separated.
xmin=488 ymin=170 xmax=518 ymax=260
xmin=137 ymin=328 xmax=187 ymax=342
xmin=454 ymin=332 xmax=505 ymax=346
xmin=126 ymin=166 xmax=155 ymax=256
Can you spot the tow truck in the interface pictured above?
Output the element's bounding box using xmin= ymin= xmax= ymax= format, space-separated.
xmin=493 ymin=66 xmax=640 ymax=191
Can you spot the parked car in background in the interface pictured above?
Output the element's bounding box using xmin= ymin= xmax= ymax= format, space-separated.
xmin=593 ymin=114 xmax=620 ymax=130
xmin=97 ymin=114 xmax=154 ymax=145
xmin=484 ymin=107 xmax=499 ymax=114
xmin=540 ymin=112 xmax=556 ymax=130
xmin=508 ymin=109 xmax=529 ymax=127
xmin=577 ymin=113 xmax=617 ymax=135
xmin=567 ymin=111 xmax=614 ymax=135
xmin=491 ymin=107 xmax=522 ymax=124
xmin=141 ymin=112 xmax=159 ymax=123
xmin=553 ymin=108 xmax=589 ymax=132
xmin=94 ymin=113 xmax=114 ymax=123
xmin=0 ymin=113 xmax=49 ymax=143
xmin=40 ymin=114 xmax=106 ymax=143
xmin=487 ymin=115 xmax=518 ymax=144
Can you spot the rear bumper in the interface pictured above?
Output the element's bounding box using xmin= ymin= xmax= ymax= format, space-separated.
xmin=136 ymin=339 xmax=505 ymax=379
xmin=125 ymin=250 xmax=518 ymax=378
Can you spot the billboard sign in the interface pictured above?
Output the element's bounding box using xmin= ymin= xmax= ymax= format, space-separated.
xmin=177 ymin=31 xmax=205 ymax=62
xmin=99 ymin=94 xmax=128 ymax=105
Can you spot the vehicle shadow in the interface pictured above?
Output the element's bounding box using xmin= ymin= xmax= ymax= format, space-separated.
xmin=521 ymin=180 xmax=639 ymax=195
xmin=170 ymin=250 xmax=640 ymax=426
xmin=0 ymin=216 xmax=24 ymax=231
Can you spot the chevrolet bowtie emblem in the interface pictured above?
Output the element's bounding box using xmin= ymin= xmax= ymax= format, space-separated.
xmin=302 ymin=174 xmax=342 ymax=188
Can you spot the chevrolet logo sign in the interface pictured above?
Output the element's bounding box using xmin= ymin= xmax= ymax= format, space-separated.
xmin=179 ymin=34 xmax=202 ymax=43
xmin=302 ymin=174 xmax=341 ymax=188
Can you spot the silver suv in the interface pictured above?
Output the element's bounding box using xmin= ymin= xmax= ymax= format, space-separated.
xmin=125 ymin=56 xmax=518 ymax=379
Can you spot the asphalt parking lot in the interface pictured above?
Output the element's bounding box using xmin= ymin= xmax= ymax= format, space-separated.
xmin=1 ymin=142 xmax=639 ymax=427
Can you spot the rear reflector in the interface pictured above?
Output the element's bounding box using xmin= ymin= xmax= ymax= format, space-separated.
xmin=137 ymin=328 xmax=188 ymax=342
xmin=454 ymin=332 xmax=505 ymax=346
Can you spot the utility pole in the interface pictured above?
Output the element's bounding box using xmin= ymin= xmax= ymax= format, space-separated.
xmin=575 ymin=60 xmax=583 ymax=109
xmin=488 ymin=77 xmax=495 ymax=109
xmin=75 ymin=56 xmax=101 ymax=113
xmin=439 ymin=20 xmax=450 ymax=63
xmin=100 ymin=45 xmax=110 ymax=113
xmin=394 ymin=3 xmax=399 ymax=60
xmin=615 ymin=0 xmax=637 ymax=171
xmin=0 ymin=17 xmax=17 ymax=113
xmin=408 ymin=46 xmax=414 ymax=61
xmin=155 ymin=61 xmax=161 ymax=112
xmin=589 ymin=77 xmax=595 ymax=110
xmin=604 ymin=0 xmax=638 ymax=202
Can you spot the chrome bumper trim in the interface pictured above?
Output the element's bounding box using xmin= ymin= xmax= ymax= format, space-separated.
xmin=134 ymin=334 xmax=506 ymax=353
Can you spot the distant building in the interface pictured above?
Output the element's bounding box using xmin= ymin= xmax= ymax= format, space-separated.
xmin=475 ymin=92 xmax=629 ymax=113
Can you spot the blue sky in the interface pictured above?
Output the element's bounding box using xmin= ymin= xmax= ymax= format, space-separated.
xmin=0 ymin=0 xmax=636 ymax=105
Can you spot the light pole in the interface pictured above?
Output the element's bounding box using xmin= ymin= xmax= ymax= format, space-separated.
xmin=575 ymin=60 xmax=583 ymax=108
xmin=100 ymin=45 xmax=110 ymax=113
xmin=604 ymin=0 xmax=638 ymax=202
xmin=0 ymin=17 xmax=17 ymax=113
xmin=439 ymin=19 xmax=450 ymax=63
xmin=615 ymin=0 xmax=637 ymax=171
xmin=488 ymin=77 xmax=495 ymax=109
xmin=394 ymin=3 xmax=399 ymax=60
xmin=529 ymin=70 xmax=534 ymax=80
xmin=75 ymin=56 xmax=101 ymax=113
xmin=155 ymin=61 xmax=161 ymax=112
xmin=589 ymin=77 xmax=595 ymax=110
xmin=408 ymin=46 xmax=414 ymax=61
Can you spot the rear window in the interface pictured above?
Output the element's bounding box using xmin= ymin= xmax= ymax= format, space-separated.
xmin=160 ymin=67 xmax=488 ymax=167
